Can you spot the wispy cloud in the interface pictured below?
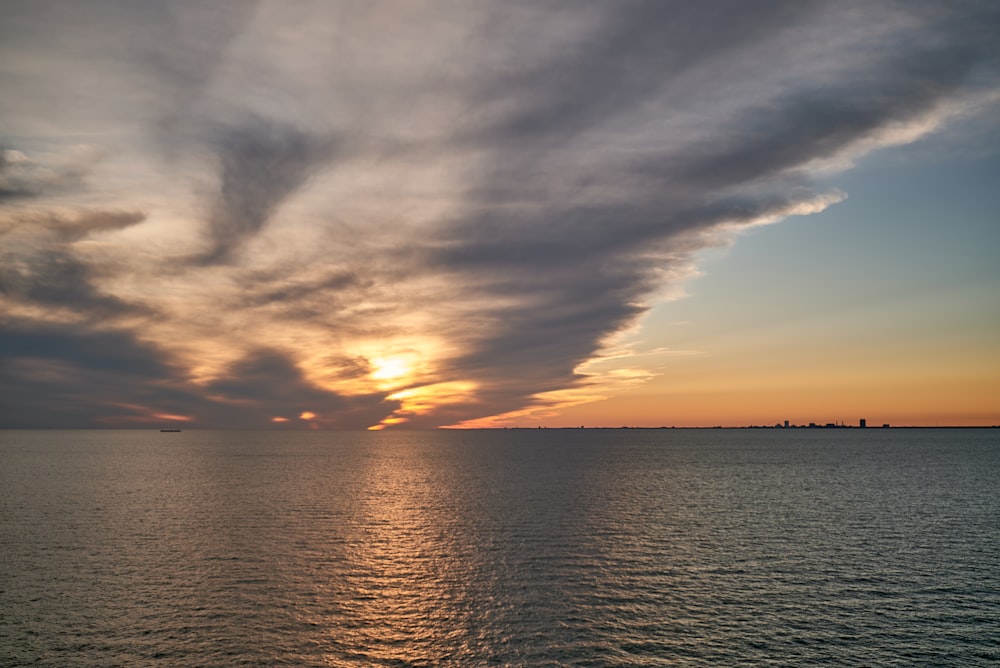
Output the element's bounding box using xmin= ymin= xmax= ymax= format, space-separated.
xmin=1 ymin=0 xmax=997 ymax=428
xmin=0 ymin=208 xmax=147 ymax=319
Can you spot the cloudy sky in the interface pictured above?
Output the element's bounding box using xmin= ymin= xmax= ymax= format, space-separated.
xmin=2 ymin=0 xmax=998 ymax=429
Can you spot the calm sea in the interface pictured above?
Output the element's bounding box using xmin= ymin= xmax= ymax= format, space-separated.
xmin=1 ymin=428 xmax=998 ymax=666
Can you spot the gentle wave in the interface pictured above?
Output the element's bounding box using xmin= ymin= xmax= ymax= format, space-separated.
xmin=2 ymin=428 xmax=998 ymax=666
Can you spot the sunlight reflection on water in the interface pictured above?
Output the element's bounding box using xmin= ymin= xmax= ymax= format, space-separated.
xmin=1 ymin=428 xmax=999 ymax=666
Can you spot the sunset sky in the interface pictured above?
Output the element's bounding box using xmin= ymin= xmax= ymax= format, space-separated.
xmin=2 ymin=1 xmax=998 ymax=429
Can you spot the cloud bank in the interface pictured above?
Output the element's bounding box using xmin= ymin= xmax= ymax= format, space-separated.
xmin=1 ymin=0 xmax=998 ymax=428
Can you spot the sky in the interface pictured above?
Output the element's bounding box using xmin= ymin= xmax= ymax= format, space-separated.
xmin=1 ymin=0 xmax=998 ymax=429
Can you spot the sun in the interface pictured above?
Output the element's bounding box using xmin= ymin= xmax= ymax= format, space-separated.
xmin=370 ymin=356 xmax=413 ymax=384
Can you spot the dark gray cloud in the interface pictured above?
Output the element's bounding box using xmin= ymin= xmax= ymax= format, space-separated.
xmin=469 ymin=0 xmax=817 ymax=149
xmin=0 ymin=322 xmax=188 ymax=428
xmin=402 ymin=0 xmax=1000 ymax=425
xmin=419 ymin=191 xmax=822 ymax=423
xmin=0 ymin=322 xmax=392 ymax=429
xmin=200 ymin=117 xmax=338 ymax=263
xmin=1 ymin=208 xmax=146 ymax=241
xmin=233 ymin=268 xmax=370 ymax=316
xmin=201 ymin=349 xmax=393 ymax=428
xmin=0 ymin=1 xmax=256 ymax=140
xmin=658 ymin=56 xmax=990 ymax=190
xmin=0 ymin=210 xmax=147 ymax=318
xmin=0 ymin=249 xmax=135 ymax=316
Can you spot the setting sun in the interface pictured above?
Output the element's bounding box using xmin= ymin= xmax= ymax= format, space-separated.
xmin=370 ymin=356 xmax=413 ymax=383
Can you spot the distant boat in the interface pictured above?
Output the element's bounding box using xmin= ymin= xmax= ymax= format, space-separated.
xmin=159 ymin=428 xmax=182 ymax=432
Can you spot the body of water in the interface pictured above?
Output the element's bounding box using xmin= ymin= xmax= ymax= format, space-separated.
xmin=1 ymin=428 xmax=998 ymax=666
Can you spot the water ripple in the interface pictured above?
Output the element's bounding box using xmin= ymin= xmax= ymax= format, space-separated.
xmin=2 ymin=428 xmax=998 ymax=666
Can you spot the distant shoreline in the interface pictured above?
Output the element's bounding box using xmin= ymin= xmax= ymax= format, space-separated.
xmin=483 ymin=425 xmax=1000 ymax=430
xmin=2 ymin=425 xmax=998 ymax=431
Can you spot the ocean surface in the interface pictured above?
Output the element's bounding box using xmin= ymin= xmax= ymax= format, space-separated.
xmin=1 ymin=428 xmax=998 ymax=667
